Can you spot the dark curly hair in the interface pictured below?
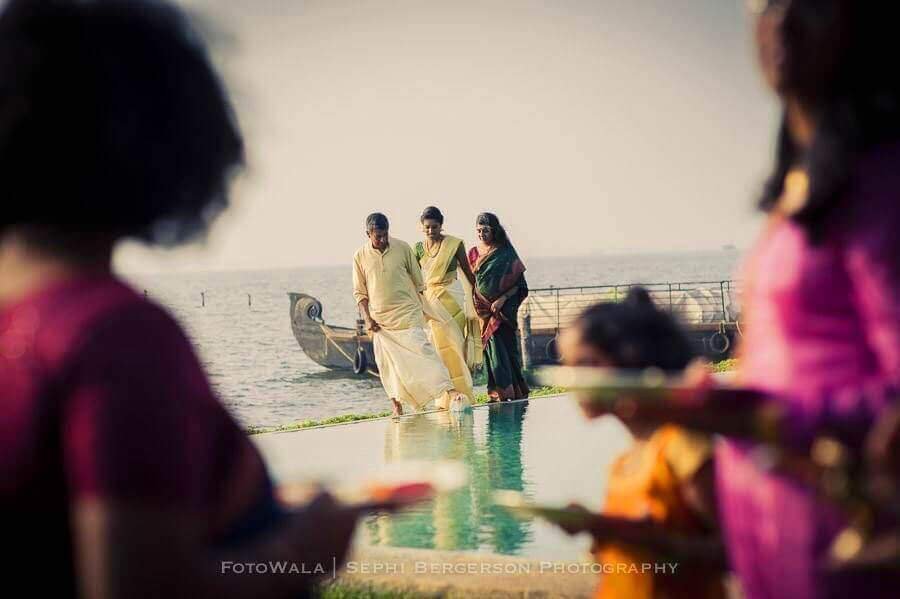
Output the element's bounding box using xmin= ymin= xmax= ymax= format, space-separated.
xmin=759 ymin=1 xmax=900 ymax=241
xmin=573 ymin=287 xmax=695 ymax=372
xmin=0 ymin=0 xmax=244 ymax=249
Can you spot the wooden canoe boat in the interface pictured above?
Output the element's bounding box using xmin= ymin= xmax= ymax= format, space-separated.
xmin=288 ymin=280 xmax=741 ymax=376
xmin=288 ymin=292 xmax=378 ymax=376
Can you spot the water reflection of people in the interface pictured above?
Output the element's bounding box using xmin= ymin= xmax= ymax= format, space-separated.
xmin=367 ymin=404 xmax=530 ymax=554
xmin=483 ymin=402 xmax=531 ymax=554
xmin=372 ymin=409 xmax=478 ymax=551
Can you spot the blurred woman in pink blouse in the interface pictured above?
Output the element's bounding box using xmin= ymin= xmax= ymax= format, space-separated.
xmin=579 ymin=1 xmax=900 ymax=597
xmin=0 ymin=1 xmax=373 ymax=597
xmin=712 ymin=1 xmax=900 ymax=597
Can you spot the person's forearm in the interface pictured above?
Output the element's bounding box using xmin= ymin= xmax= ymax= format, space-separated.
xmin=618 ymin=394 xmax=896 ymax=513
xmin=456 ymin=246 xmax=477 ymax=289
xmin=588 ymin=515 xmax=726 ymax=569
xmin=612 ymin=385 xmax=894 ymax=456
xmin=358 ymin=299 xmax=372 ymax=321
xmin=462 ymin=265 xmax=476 ymax=289
xmin=612 ymin=388 xmax=777 ymax=442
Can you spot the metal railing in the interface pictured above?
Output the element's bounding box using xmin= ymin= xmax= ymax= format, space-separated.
xmin=520 ymin=280 xmax=741 ymax=333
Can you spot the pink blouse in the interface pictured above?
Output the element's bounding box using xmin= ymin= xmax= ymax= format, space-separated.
xmin=0 ymin=275 xmax=280 ymax=597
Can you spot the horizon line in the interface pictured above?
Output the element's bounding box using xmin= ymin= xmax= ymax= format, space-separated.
xmin=120 ymin=246 xmax=745 ymax=277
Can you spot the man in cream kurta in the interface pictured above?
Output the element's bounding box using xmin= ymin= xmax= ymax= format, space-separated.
xmin=353 ymin=213 xmax=462 ymax=415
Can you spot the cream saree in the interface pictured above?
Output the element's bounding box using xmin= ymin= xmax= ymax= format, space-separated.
xmin=417 ymin=235 xmax=482 ymax=402
xmin=372 ymin=327 xmax=456 ymax=411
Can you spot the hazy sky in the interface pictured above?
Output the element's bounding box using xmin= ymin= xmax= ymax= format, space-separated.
xmin=116 ymin=0 xmax=778 ymax=274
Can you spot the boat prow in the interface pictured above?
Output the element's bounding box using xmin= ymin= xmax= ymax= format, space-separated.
xmin=288 ymin=292 xmax=377 ymax=376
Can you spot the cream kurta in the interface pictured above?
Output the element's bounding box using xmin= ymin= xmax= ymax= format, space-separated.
xmin=353 ymin=237 xmax=426 ymax=331
xmin=353 ymin=237 xmax=455 ymax=410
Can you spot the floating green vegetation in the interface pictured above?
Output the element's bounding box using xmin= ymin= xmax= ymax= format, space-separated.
xmin=246 ymin=360 xmax=735 ymax=436
xmin=246 ymin=411 xmax=391 ymax=435
xmin=246 ymin=386 xmax=566 ymax=436
xmin=472 ymin=385 xmax=566 ymax=405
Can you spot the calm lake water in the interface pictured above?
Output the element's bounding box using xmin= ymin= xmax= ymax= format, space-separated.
xmin=126 ymin=250 xmax=741 ymax=428
xmin=255 ymin=398 xmax=634 ymax=560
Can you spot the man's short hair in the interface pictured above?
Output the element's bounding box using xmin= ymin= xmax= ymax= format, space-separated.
xmin=366 ymin=213 xmax=389 ymax=231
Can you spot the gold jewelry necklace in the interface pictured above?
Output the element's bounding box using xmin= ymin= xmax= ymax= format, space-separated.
xmin=425 ymin=237 xmax=443 ymax=258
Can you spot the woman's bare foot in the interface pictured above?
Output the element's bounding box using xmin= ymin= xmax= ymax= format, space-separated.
xmin=452 ymin=392 xmax=470 ymax=412
xmin=391 ymin=400 xmax=403 ymax=417
xmin=433 ymin=391 xmax=450 ymax=411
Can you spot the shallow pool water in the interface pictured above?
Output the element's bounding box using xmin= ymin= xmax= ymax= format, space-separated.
xmin=254 ymin=396 xmax=633 ymax=560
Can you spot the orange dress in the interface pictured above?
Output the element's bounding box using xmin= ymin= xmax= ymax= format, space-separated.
xmin=594 ymin=425 xmax=725 ymax=599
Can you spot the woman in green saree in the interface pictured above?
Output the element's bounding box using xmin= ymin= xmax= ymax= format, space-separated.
xmin=468 ymin=213 xmax=530 ymax=401
xmin=415 ymin=206 xmax=482 ymax=403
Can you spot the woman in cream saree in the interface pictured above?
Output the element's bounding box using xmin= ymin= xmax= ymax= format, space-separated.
xmin=415 ymin=206 xmax=482 ymax=403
